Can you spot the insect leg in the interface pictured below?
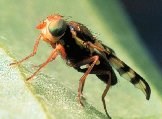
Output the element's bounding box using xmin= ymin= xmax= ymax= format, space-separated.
xmin=101 ymin=71 xmax=111 ymax=119
xmin=76 ymin=55 xmax=99 ymax=106
xmin=76 ymin=67 xmax=112 ymax=118
xmin=77 ymin=68 xmax=109 ymax=92
xmin=10 ymin=34 xmax=41 ymax=66
xmin=83 ymin=41 xmax=110 ymax=54
xmin=26 ymin=48 xmax=58 ymax=81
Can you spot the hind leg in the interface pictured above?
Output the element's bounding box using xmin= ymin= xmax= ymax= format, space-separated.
xmin=101 ymin=72 xmax=112 ymax=119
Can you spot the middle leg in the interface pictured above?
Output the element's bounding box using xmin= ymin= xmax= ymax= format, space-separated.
xmin=75 ymin=67 xmax=113 ymax=118
xmin=74 ymin=55 xmax=99 ymax=106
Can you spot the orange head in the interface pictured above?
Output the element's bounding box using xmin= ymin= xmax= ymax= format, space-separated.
xmin=36 ymin=14 xmax=67 ymax=44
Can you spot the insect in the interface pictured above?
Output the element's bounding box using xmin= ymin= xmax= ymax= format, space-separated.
xmin=10 ymin=14 xmax=151 ymax=119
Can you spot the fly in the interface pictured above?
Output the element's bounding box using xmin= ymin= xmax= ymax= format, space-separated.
xmin=10 ymin=14 xmax=151 ymax=119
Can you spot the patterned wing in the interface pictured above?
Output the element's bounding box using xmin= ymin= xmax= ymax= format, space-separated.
xmin=68 ymin=21 xmax=151 ymax=100
xmin=105 ymin=51 xmax=151 ymax=100
xmin=68 ymin=21 xmax=96 ymax=43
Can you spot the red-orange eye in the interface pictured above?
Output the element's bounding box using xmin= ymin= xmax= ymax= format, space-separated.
xmin=36 ymin=21 xmax=47 ymax=29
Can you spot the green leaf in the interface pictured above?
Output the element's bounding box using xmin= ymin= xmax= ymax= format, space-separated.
xmin=0 ymin=48 xmax=107 ymax=119
xmin=0 ymin=48 xmax=47 ymax=119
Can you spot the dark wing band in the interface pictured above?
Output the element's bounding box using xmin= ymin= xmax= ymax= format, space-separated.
xmin=106 ymin=53 xmax=151 ymax=100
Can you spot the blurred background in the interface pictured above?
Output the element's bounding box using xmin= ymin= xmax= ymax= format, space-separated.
xmin=0 ymin=0 xmax=162 ymax=119
xmin=122 ymin=0 xmax=162 ymax=71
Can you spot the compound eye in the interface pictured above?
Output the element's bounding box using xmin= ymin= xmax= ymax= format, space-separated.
xmin=48 ymin=19 xmax=67 ymax=37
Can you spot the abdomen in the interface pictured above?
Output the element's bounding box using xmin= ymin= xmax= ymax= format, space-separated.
xmin=94 ymin=60 xmax=117 ymax=86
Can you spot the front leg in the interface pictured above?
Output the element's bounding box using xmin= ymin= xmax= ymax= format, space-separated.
xmin=27 ymin=43 xmax=66 ymax=81
xmin=10 ymin=34 xmax=41 ymax=66
xmin=26 ymin=48 xmax=58 ymax=81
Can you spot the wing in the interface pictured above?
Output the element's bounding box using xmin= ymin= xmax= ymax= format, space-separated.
xmin=68 ymin=21 xmax=151 ymax=100
xmin=68 ymin=21 xmax=96 ymax=43
xmin=104 ymin=48 xmax=151 ymax=100
xmin=84 ymin=41 xmax=151 ymax=100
